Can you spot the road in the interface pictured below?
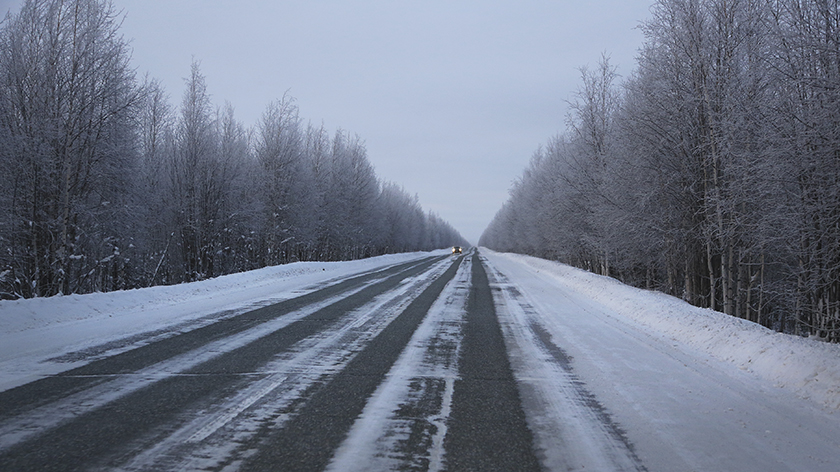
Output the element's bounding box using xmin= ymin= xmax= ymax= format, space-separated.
xmin=1 ymin=249 xmax=838 ymax=471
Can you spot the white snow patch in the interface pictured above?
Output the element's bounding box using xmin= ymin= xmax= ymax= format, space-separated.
xmin=483 ymin=249 xmax=840 ymax=472
xmin=486 ymin=267 xmax=643 ymax=471
xmin=483 ymin=249 xmax=840 ymax=412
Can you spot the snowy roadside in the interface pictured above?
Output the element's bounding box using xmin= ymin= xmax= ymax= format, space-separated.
xmin=0 ymin=251 xmax=444 ymax=391
xmin=483 ymin=249 xmax=840 ymax=412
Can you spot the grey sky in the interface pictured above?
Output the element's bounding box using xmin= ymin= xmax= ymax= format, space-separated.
xmin=2 ymin=1 xmax=652 ymax=244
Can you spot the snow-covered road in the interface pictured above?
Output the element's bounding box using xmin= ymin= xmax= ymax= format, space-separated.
xmin=0 ymin=248 xmax=838 ymax=471
xmin=483 ymin=249 xmax=840 ymax=472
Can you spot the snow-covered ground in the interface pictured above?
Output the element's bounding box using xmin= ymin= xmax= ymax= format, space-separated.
xmin=3 ymin=248 xmax=839 ymax=471
xmin=482 ymin=249 xmax=840 ymax=472
xmin=0 ymin=251 xmax=441 ymax=392
xmin=3 ymin=248 xmax=837 ymax=410
xmin=483 ymin=249 xmax=840 ymax=412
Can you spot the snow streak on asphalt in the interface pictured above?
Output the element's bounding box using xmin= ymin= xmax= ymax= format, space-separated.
xmin=327 ymin=253 xmax=472 ymax=472
xmin=485 ymin=260 xmax=646 ymax=472
xmin=0 ymin=279 xmax=374 ymax=453
xmin=116 ymin=258 xmax=454 ymax=472
xmin=0 ymin=255 xmax=456 ymax=471
xmin=7 ymin=248 xmax=838 ymax=471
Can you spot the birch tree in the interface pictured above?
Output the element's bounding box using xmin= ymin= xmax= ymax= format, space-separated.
xmin=765 ymin=0 xmax=840 ymax=339
xmin=137 ymin=77 xmax=176 ymax=285
xmin=0 ymin=1 xmax=467 ymax=298
xmin=171 ymin=61 xmax=243 ymax=281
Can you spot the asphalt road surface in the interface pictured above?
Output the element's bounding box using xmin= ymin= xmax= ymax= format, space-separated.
xmin=4 ymin=248 xmax=837 ymax=471
xmin=0 ymin=250 xmax=549 ymax=471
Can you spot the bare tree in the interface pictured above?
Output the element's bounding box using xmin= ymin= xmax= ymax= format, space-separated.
xmin=171 ymin=61 xmax=246 ymax=281
xmin=254 ymin=95 xmax=307 ymax=265
xmin=0 ymin=0 xmax=141 ymax=297
xmin=0 ymin=1 xmax=466 ymax=299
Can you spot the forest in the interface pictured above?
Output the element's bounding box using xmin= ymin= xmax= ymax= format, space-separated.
xmin=481 ymin=0 xmax=840 ymax=342
xmin=0 ymin=0 xmax=466 ymax=299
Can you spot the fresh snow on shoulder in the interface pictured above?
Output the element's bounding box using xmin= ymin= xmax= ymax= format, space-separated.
xmin=0 ymin=251 xmax=443 ymax=391
xmin=483 ymin=248 xmax=840 ymax=472
xmin=483 ymin=248 xmax=840 ymax=412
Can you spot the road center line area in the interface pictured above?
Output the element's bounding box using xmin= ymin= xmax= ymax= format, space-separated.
xmin=441 ymin=253 xmax=543 ymax=471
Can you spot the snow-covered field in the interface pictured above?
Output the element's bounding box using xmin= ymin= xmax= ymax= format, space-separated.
xmin=0 ymin=251 xmax=441 ymax=392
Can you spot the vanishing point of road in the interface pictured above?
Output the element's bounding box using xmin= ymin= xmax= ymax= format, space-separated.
xmin=3 ymin=248 xmax=839 ymax=471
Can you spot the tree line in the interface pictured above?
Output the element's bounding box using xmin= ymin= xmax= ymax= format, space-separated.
xmin=481 ymin=0 xmax=840 ymax=342
xmin=0 ymin=0 xmax=466 ymax=299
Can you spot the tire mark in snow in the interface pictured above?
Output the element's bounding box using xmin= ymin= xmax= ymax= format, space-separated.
xmin=236 ymin=256 xmax=464 ymax=472
xmin=485 ymin=263 xmax=647 ymax=472
xmin=114 ymin=260 xmax=454 ymax=472
xmin=0 ymin=280 xmax=371 ymax=453
xmin=528 ymin=321 xmax=646 ymax=469
xmin=326 ymin=254 xmax=470 ymax=472
xmin=0 ymin=256 xmax=437 ymax=421
xmin=0 ymin=256 xmax=449 ymax=472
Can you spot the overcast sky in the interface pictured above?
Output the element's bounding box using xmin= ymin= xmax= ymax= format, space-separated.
xmin=1 ymin=0 xmax=652 ymax=244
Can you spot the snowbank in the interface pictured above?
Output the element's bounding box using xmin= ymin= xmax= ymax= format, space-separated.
xmin=488 ymin=250 xmax=840 ymax=411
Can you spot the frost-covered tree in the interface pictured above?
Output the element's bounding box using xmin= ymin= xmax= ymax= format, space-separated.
xmin=0 ymin=0 xmax=141 ymax=297
xmin=763 ymin=0 xmax=840 ymax=338
xmin=137 ymin=77 xmax=176 ymax=286
xmin=254 ymin=95 xmax=308 ymax=264
xmin=170 ymin=62 xmax=246 ymax=281
xmin=482 ymin=0 xmax=840 ymax=341
xmin=0 ymin=0 xmax=466 ymax=299
xmin=325 ymin=131 xmax=380 ymax=260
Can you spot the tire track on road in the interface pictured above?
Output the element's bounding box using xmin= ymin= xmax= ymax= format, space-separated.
xmin=0 ymin=255 xmax=449 ymax=472
xmin=0 ymin=256 xmax=442 ymax=421
xmin=485 ymin=259 xmax=647 ymax=472
xmin=238 ymin=255 xmax=465 ymax=472
xmin=442 ymin=252 xmax=542 ymax=472
xmin=325 ymin=252 xmax=472 ymax=472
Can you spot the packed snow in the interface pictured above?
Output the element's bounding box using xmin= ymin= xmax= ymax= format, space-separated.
xmin=481 ymin=249 xmax=840 ymax=471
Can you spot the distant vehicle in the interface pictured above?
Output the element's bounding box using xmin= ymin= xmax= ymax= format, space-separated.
xmin=452 ymin=246 xmax=462 ymax=254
